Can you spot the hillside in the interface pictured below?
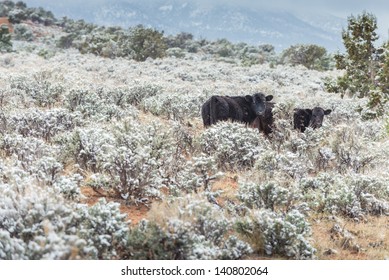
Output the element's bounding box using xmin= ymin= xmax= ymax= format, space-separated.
xmin=22 ymin=0 xmax=345 ymax=52
xmin=1 ymin=4 xmax=389 ymax=261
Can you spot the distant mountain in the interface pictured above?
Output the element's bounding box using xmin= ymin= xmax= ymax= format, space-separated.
xmin=26 ymin=0 xmax=346 ymax=52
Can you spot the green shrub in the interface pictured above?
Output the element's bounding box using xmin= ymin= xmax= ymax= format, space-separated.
xmin=129 ymin=25 xmax=167 ymax=61
xmin=280 ymin=44 xmax=330 ymax=70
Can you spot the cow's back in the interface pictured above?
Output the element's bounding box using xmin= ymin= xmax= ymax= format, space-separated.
xmin=229 ymin=96 xmax=255 ymax=124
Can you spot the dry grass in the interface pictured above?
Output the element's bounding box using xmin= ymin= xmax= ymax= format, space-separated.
xmin=144 ymin=173 xmax=241 ymax=225
xmin=80 ymin=186 xmax=150 ymax=225
xmin=211 ymin=172 xmax=240 ymax=206
xmin=311 ymin=215 xmax=389 ymax=260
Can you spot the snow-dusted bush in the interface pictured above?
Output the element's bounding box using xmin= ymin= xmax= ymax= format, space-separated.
xmin=300 ymin=173 xmax=389 ymax=218
xmin=127 ymin=196 xmax=251 ymax=260
xmin=200 ymin=122 xmax=264 ymax=170
xmin=61 ymin=127 xmax=114 ymax=172
xmin=51 ymin=173 xmax=82 ymax=201
xmin=236 ymin=209 xmax=316 ymax=259
xmin=13 ymin=24 xmax=34 ymax=42
xmin=32 ymin=156 xmax=63 ymax=186
xmin=238 ymin=181 xmax=301 ymax=212
xmin=166 ymin=47 xmax=186 ymax=58
xmin=0 ymin=25 xmax=12 ymax=52
xmin=168 ymin=154 xmax=222 ymax=194
xmin=64 ymin=120 xmax=178 ymax=203
xmin=142 ymin=89 xmax=207 ymax=120
xmin=64 ymin=85 xmax=142 ymax=121
xmin=0 ymin=133 xmax=54 ymax=163
xmin=255 ymin=150 xmax=313 ymax=179
xmin=9 ymin=72 xmax=65 ymax=108
xmin=75 ymin=199 xmax=129 ymax=259
xmin=124 ymin=83 xmax=162 ymax=106
xmin=330 ymin=125 xmax=380 ymax=173
xmin=0 ymin=169 xmax=129 ymax=260
xmin=102 ymin=120 xmax=175 ymax=202
xmin=6 ymin=108 xmax=82 ymax=141
xmin=102 ymin=84 xmax=161 ymax=108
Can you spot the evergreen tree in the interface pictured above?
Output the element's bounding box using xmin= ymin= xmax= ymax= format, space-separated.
xmin=0 ymin=24 xmax=12 ymax=52
xmin=332 ymin=11 xmax=389 ymax=116
xmin=334 ymin=12 xmax=379 ymax=98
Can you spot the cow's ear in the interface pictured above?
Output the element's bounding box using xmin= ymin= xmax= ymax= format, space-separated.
xmin=305 ymin=109 xmax=312 ymax=115
xmin=265 ymin=95 xmax=273 ymax=101
xmin=245 ymin=95 xmax=253 ymax=102
xmin=324 ymin=109 xmax=332 ymax=115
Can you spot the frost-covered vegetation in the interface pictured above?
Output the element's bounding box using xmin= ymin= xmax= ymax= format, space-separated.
xmin=1 ymin=1 xmax=389 ymax=260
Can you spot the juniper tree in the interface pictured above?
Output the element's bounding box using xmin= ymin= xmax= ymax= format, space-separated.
xmin=0 ymin=24 xmax=12 ymax=52
xmin=334 ymin=12 xmax=379 ymax=98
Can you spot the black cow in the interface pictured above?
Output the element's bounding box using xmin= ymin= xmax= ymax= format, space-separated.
xmin=201 ymin=92 xmax=273 ymax=127
xmin=293 ymin=107 xmax=332 ymax=132
xmin=250 ymin=102 xmax=274 ymax=135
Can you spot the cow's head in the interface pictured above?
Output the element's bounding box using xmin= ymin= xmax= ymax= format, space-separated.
xmin=245 ymin=92 xmax=273 ymax=116
xmin=309 ymin=107 xmax=332 ymax=129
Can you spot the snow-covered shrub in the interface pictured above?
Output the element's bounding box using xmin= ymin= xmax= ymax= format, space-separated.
xmin=166 ymin=47 xmax=186 ymax=58
xmin=236 ymin=209 xmax=316 ymax=259
xmin=102 ymin=84 xmax=160 ymax=108
xmin=254 ymin=150 xmax=313 ymax=179
xmin=352 ymin=175 xmax=389 ymax=216
xmin=238 ymin=181 xmax=301 ymax=212
xmin=169 ymin=154 xmax=222 ymax=194
xmin=300 ymin=173 xmax=389 ymax=218
xmin=0 ymin=134 xmax=55 ymax=163
xmin=9 ymin=72 xmax=65 ymax=108
xmin=124 ymin=84 xmax=162 ymax=107
xmin=171 ymin=121 xmax=195 ymax=153
xmin=0 ymin=87 xmax=13 ymax=108
xmin=142 ymin=89 xmax=206 ymax=120
xmin=0 ymin=169 xmax=84 ymax=259
xmin=290 ymin=127 xmax=328 ymax=154
xmin=0 ymin=24 xmax=12 ymax=52
xmin=65 ymin=87 xmax=100 ymax=114
xmin=127 ymin=195 xmax=251 ymax=260
xmin=62 ymin=127 xmax=115 ymax=172
xmin=6 ymin=108 xmax=82 ymax=141
xmin=324 ymin=175 xmax=389 ymax=218
xmin=65 ymin=120 xmax=177 ymax=203
xmin=200 ymin=122 xmax=264 ymax=170
xmin=32 ymin=156 xmax=63 ymax=186
xmin=101 ymin=120 xmax=175 ymax=202
xmin=64 ymin=86 xmax=140 ymax=121
xmin=13 ymin=24 xmax=34 ymax=41
xmin=265 ymin=101 xmax=296 ymax=150
xmin=0 ymin=167 xmax=129 ymax=260
xmin=52 ymin=174 xmax=83 ymax=201
xmin=330 ymin=125 xmax=379 ymax=173
xmin=75 ymin=199 xmax=129 ymax=259
xmin=65 ymin=87 xmax=112 ymax=120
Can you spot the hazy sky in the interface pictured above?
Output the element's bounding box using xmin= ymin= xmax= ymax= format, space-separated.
xmin=22 ymin=0 xmax=389 ymax=39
